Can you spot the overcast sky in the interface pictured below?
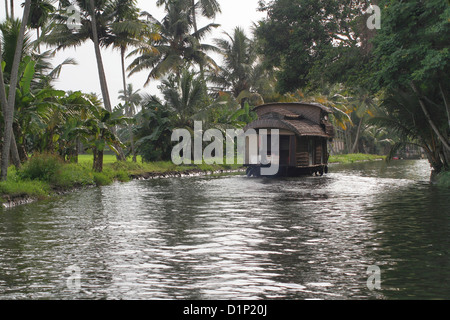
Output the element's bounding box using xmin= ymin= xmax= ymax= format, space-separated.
xmin=1 ymin=0 xmax=266 ymax=107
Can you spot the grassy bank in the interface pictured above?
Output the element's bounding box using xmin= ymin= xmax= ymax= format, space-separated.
xmin=328 ymin=153 xmax=386 ymax=164
xmin=0 ymin=153 xmax=244 ymax=206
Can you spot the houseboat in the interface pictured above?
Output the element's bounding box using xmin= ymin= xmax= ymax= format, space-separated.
xmin=244 ymin=102 xmax=335 ymax=177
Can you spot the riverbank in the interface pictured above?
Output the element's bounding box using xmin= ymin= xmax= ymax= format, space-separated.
xmin=328 ymin=153 xmax=386 ymax=164
xmin=2 ymin=153 xmax=440 ymax=208
xmin=0 ymin=153 xmax=244 ymax=208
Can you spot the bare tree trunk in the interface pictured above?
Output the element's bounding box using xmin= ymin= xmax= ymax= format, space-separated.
xmin=344 ymin=129 xmax=351 ymax=153
xmin=9 ymin=0 xmax=13 ymax=19
xmin=1 ymin=0 xmax=31 ymax=181
xmin=351 ymin=117 xmax=364 ymax=154
xmin=411 ymin=82 xmax=450 ymax=152
xmin=5 ymin=0 xmax=9 ymax=19
xmin=440 ymin=82 xmax=450 ymax=129
xmin=93 ymin=147 xmax=104 ymax=172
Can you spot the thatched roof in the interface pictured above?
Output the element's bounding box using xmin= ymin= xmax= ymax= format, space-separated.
xmin=253 ymin=102 xmax=333 ymax=114
xmin=245 ymin=118 xmax=332 ymax=138
xmin=245 ymin=102 xmax=335 ymax=138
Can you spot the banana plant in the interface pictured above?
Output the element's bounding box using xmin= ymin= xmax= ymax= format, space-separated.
xmin=81 ymin=101 xmax=133 ymax=172
xmin=11 ymin=56 xmax=66 ymax=160
xmin=133 ymin=96 xmax=174 ymax=162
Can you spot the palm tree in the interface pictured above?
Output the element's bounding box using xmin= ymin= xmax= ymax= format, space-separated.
xmin=118 ymin=83 xmax=141 ymax=116
xmin=133 ymin=95 xmax=174 ymax=162
xmin=346 ymin=87 xmax=378 ymax=153
xmin=0 ymin=19 xmax=34 ymax=77
xmin=118 ymin=83 xmax=141 ymax=161
xmin=1 ymin=0 xmax=32 ymax=181
xmin=0 ymin=17 xmax=75 ymax=167
xmin=45 ymin=0 xmax=130 ymax=160
xmin=83 ymin=99 xmax=131 ymax=172
xmin=45 ymin=0 xmax=112 ymax=111
xmin=160 ymin=68 xmax=206 ymax=128
xmin=156 ymin=0 xmax=220 ymax=84
xmin=212 ymin=27 xmax=258 ymax=99
xmin=157 ymin=0 xmax=221 ymax=37
xmin=127 ymin=1 xmax=219 ymax=85
xmin=101 ymin=0 xmax=156 ymax=162
xmin=26 ymin=0 xmax=56 ymax=53
xmin=101 ymin=0 xmax=149 ymax=103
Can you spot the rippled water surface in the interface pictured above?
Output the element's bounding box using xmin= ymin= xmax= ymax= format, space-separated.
xmin=1 ymin=159 xmax=449 ymax=299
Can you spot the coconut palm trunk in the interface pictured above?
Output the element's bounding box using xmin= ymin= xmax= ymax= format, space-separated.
xmin=351 ymin=116 xmax=364 ymax=154
xmin=89 ymin=0 xmax=112 ymax=113
xmin=5 ymin=0 xmax=9 ymax=19
xmin=0 ymin=50 xmax=21 ymax=169
xmin=9 ymin=0 xmax=14 ymax=19
xmin=1 ymin=0 xmax=31 ymax=180
xmin=88 ymin=0 xmax=125 ymax=162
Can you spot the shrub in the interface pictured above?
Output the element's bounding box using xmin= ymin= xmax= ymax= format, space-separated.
xmin=436 ymin=171 xmax=450 ymax=188
xmin=18 ymin=153 xmax=63 ymax=181
xmin=108 ymin=161 xmax=142 ymax=172
xmin=114 ymin=170 xmax=130 ymax=182
xmin=0 ymin=180 xmax=50 ymax=199
xmin=51 ymin=164 xmax=94 ymax=189
xmin=93 ymin=172 xmax=113 ymax=186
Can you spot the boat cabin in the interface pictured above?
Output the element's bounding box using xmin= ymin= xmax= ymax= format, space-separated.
xmin=244 ymin=102 xmax=335 ymax=177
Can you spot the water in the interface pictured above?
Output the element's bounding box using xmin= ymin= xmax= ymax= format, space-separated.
xmin=0 ymin=159 xmax=449 ymax=300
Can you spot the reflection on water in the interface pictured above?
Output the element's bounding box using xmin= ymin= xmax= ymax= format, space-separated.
xmin=0 ymin=159 xmax=449 ymax=299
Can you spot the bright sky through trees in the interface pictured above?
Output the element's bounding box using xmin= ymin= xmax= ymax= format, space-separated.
xmin=0 ymin=0 xmax=266 ymax=106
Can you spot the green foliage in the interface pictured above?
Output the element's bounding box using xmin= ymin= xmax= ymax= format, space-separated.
xmin=0 ymin=179 xmax=50 ymax=200
xmin=93 ymin=171 xmax=113 ymax=186
xmin=127 ymin=1 xmax=219 ymax=83
xmin=134 ymin=96 xmax=175 ymax=162
xmin=255 ymin=0 xmax=371 ymax=93
xmin=114 ymin=170 xmax=131 ymax=182
xmin=370 ymin=0 xmax=450 ymax=172
xmin=212 ymin=27 xmax=260 ymax=98
xmin=328 ymin=153 xmax=385 ymax=164
xmin=436 ymin=171 xmax=450 ymax=188
xmin=51 ymin=163 xmax=94 ymax=189
xmin=18 ymin=152 xmax=63 ymax=181
xmin=371 ymin=0 xmax=450 ymax=90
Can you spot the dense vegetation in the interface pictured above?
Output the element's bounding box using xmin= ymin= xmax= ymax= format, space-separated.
xmin=256 ymin=0 xmax=449 ymax=175
xmin=0 ymin=0 xmax=448 ymax=197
